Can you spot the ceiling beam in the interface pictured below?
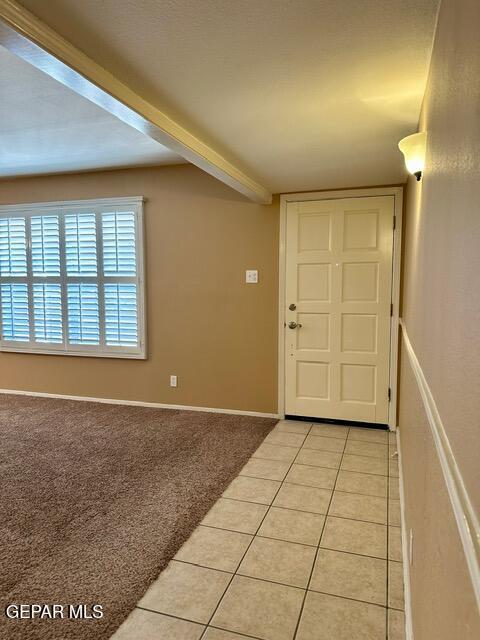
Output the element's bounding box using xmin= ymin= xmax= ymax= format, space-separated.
xmin=0 ymin=0 xmax=272 ymax=204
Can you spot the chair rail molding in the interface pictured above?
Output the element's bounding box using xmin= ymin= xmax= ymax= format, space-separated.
xmin=400 ymin=319 xmax=480 ymax=610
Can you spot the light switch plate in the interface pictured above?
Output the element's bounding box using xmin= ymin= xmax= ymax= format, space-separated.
xmin=246 ymin=269 xmax=258 ymax=283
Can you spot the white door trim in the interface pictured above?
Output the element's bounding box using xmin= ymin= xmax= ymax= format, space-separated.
xmin=278 ymin=187 xmax=403 ymax=430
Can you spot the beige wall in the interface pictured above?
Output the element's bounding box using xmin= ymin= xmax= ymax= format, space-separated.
xmin=399 ymin=0 xmax=480 ymax=637
xmin=0 ymin=164 xmax=279 ymax=413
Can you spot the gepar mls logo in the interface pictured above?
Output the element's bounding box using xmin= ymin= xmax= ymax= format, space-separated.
xmin=5 ymin=604 xmax=104 ymax=620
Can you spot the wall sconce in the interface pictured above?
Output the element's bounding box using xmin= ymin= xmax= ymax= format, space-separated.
xmin=398 ymin=132 xmax=427 ymax=181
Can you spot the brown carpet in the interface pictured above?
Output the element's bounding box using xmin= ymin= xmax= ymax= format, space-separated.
xmin=0 ymin=394 xmax=276 ymax=639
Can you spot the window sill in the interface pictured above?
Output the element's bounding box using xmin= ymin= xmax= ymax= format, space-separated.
xmin=0 ymin=345 xmax=146 ymax=360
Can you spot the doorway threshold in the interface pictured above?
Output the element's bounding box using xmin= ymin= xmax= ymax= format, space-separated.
xmin=284 ymin=415 xmax=389 ymax=431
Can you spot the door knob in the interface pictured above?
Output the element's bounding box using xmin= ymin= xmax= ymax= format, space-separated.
xmin=288 ymin=321 xmax=302 ymax=329
xmin=288 ymin=303 xmax=297 ymax=311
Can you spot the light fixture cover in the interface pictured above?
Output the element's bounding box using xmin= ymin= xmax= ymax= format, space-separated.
xmin=398 ymin=132 xmax=427 ymax=177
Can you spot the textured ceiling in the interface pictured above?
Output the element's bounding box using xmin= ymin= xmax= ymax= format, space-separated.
xmin=11 ymin=0 xmax=439 ymax=191
xmin=0 ymin=45 xmax=183 ymax=178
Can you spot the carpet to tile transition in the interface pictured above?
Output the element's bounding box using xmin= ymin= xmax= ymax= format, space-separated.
xmin=0 ymin=394 xmax=276 ymax=640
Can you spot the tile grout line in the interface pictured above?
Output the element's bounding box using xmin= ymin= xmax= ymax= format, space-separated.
xmin=215 ymin=495 xmax=388 ymax=527
xmin=136 ymin=606 xmax=264 ymax=640
xmin=304 ymin=447 xmax=387 ymax=459
xmin=134 ymin=607 xmax=203 ymax=630
xmin=181 ymin=523 xmax=392 ymax=560
xmin=134 ymin=553 xmax=402 ymax=632
xmin=234 ymin=471 xmax=389 ymax=500
xmin=269 ymin=430 xmax=347 ymax=443
xmin=291 ymin=425 xmax=351 ymax=640
xmin=207 ymin=625 xmax=264 ymax=640
xmin=198 ymin=523 xmax=388 ymax=561
xmin=262 ymin=433 xmax=389 ymax=453
xmin=171 ymin=555 xmax=393 ymax=609
xmin=239 ymin=471 xmax=388 ymax=498
xmin=252 ymin=452 xmax=390 ymax=476
xmin=198 ymin=423 xmax=316 ymax=639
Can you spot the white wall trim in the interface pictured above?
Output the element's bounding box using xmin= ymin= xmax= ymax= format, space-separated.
xmin=396 ymin=426 xmax=415 ymax=640
xmin=278 ymin=186 xmax=403 ymax=429
xmin=0 ymin=387 xmax=279 ymax=419
xmin=400 ymin=319 xmax=480 ymax=610
xmin=0 ymin=196 xmax=145 ymax=212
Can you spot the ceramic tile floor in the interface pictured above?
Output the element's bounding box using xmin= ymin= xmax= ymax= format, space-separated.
xmin=112 ymin=420 xmax=406 ymax=640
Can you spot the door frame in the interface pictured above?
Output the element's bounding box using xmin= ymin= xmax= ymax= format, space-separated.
xmin=278 ymin=186 xmax=404 ymax=430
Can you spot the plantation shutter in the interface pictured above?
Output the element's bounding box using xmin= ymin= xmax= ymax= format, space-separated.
xmin=0 ymin=283 xmax=29 ymax=341
xmin=0 ymin=217 xmax=27 ymax=275
xmin=0 ymin=197 xmax=145 ymax=358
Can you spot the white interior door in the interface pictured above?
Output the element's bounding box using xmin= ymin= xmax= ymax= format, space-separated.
xmin=284 ymin=195 xmax=394 ymax=423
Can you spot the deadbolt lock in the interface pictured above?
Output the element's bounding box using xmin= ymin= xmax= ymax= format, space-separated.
xmin=288 ymin=303 xmax=296 ymax=310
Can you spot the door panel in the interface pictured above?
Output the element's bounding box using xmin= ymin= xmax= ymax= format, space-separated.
xmin=285 ymin=196 xmax=394 ymax=423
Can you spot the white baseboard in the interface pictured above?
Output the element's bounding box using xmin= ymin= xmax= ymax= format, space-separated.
xmin=0 ymin=388 xmax=279 ymax=419
xmin=396 ymin=427 xmax=414 ymax=640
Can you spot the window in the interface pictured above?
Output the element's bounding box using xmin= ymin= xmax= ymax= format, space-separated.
xmin=0 ymin=197 xmax=146 ymax=358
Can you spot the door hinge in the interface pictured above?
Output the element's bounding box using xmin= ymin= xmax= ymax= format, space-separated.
xmin=388 ymin=387 xmax=392 ymax=402
xmin=393 ymin=216 xmax=396 ymax=230
xmin=390 ymin=302 xmax=393 ymax=316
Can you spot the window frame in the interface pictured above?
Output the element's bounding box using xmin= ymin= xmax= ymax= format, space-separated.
xmin=0 ymin=196 xmax=146 ymax=359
